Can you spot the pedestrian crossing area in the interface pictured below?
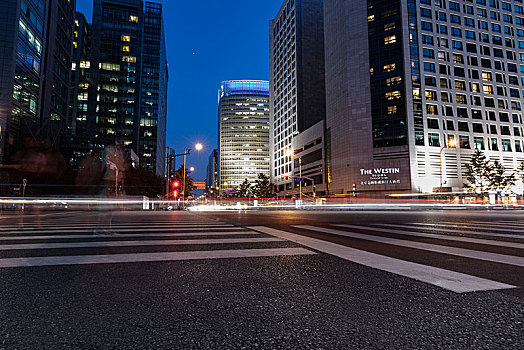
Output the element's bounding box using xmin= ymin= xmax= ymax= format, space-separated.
xmin=0 ymin=212 xmax=315 ymax=269
xmin=1 ymin=212 xmax=523 ymax=295
xmin=250 ymin=219 xmax=524 ymax=294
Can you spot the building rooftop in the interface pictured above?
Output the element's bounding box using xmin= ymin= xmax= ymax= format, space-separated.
xmin=220 ymin=80 xmax=269 ymax=97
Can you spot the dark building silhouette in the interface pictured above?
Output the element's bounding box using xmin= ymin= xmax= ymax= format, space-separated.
xmin=205 ymin=148 xmax=218 ymax=196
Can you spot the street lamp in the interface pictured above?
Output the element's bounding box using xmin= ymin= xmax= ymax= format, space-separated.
xmin=440 ymin=137 xmax=457 ymax=199
xmin=182 ymin=143 xmax=203 ymax=205
xmin=165 ymin=143 xmax=203 ymax=205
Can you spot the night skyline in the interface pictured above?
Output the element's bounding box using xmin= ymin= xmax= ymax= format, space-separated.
xmin=75 ymin=0 xmax=284 ymax=181
xmin=2 ymin=2 xmax=524 ymax=348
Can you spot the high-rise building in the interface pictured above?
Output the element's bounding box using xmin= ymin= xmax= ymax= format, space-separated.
xmin=205 ymin=148 xmax=218 ymax=196
xmin=140 ymin=1 xmax=167 ymax=176
xmin=67 ymin=0 xmax=167 ymax=176
xmin=269 ymin=0 xmax=326 ymax=196
xmin=0 ymin=0 xmax=75 ymax=164
xmin=40 ymin=0 xmax=76 ymax=148
xmin=63 ymin=11 xmax=92 ymax=168
xmin=324 ymin=0 xmax=524 ymax=196
xmin=218 ymin=80 xmax=270 ymax=196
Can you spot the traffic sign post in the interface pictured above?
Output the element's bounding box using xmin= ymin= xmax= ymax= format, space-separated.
xmin=292 ymin=177 xmax=316 ymax=200
xmin=22 ymin=179 xmax=27 ymax=211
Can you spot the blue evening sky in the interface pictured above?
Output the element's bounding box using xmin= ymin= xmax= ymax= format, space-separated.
xmin=75 ymin=0 xmax=284 ymax=181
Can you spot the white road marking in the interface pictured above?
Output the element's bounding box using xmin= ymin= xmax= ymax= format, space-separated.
xmin=0 ymin=237 xmax=282 ymax=251
xmin=0 ymin=247 xmax=316 ymax=268
xmin=0 ymin=231 xmax=259 ymax=241
xmin=334 ymin=224 xmax=524 ymax=249
xmin=481 ymin=221 xmax=524 ymax=225
xmin=0 ymin=223 xmax=233 ymax=231
xmin=394 ymin=223 xmax=524 ymax=240
xmin=417 ymin=221 xmax=524 ymax=233
xmin=249 ymin=226 xmax=515 ymax=293
xmin=293 ymin=225 xmax=524 ymax=268
xmin=0 ymin=226 xmax=239 ymax=234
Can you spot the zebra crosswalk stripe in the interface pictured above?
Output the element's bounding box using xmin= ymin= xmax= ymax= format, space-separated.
xmin=417 ymin=222 xmax=524 ymax=234
xmin=0 ymin=223 xmax=233 ymax=230
xmin=0 ymin=226 xmax=242 ymax=235
xmin=0 ymin=237 xmax=283 ymax=251
xmin=0 ymin=248 xmax=316 ymax=269
xmin=248 ymin=226 xmax=515 ymax=293
xmin=397 ymin=223 xmax=524 ymax=240
xmin=0 ymin=216 xmax=316 ymax=268
xmin=294 ymin=225 xmax=524 ymax=268
xmin=0 ymin=231 xmax=259 ymax=241
xmin=334 ymin=224 xmax=524 ymax=249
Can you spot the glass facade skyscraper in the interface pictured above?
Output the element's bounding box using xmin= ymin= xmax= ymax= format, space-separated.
xmin=218 ymin=80 xmax=270 ymax=195
xmin=40 ymin=0 xmax=76 ymax=146
xmin=0 ymin=0 xmax=75 ymax=165
xmin=66 ymin=0 xmax=167 ymax=176
xmin=206 ymin=148 xmax=218 ymax=195
xmin=140 ymin=1 xmax=167 ymax=175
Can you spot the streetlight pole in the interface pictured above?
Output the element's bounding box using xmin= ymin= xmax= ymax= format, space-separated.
xmin=165 ymin=147 xmax=175 ymax=200
xmin=181 ymin=143 xmax=203 ymax=206
xmin=439 ymin=138 xmax=456 ymax=201
xmin=439 ymin=146 xmax=445 ymax=201
xmin=182 ymin=148 xmax=188 ymax=204
xmin=299 ymin=155 xmax=302 ymax=202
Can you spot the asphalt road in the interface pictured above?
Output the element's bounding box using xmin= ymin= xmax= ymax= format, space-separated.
xmin=0 ymin=209 xmax=523 ymax=349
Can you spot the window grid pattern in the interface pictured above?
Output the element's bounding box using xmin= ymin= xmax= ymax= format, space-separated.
xmin=219 ymin=85 xmax=270 ymax=194
xmin=270 ymin=0 xmax=297 ymax=184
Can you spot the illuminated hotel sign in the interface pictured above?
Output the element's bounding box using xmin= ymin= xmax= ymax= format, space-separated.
xmin=360 ymin=168 xmax=401 ymax=185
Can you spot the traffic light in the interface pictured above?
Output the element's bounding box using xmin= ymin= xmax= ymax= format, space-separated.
xmin=171 ymin=180 xmax=181 ymax=199
xmin=352 ymin=184 xmax=357 ymax=197
xmin=168 ymin=155 xmax=176 ymax=178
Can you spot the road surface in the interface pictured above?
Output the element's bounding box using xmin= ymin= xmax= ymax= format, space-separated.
xmin=0 ymin=209 xmax=523 ymax=349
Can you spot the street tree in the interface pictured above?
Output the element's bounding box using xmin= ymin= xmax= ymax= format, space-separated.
xmin=517 ymin=161 xmax=524 ymax=197
xmin=124 ymin=167 xmax=165 ymax=197
xmin=464 ymin=150 xmax=493 ymax=195
xmin=173 ymin=165 xmax=195 ymax=198
xmin=518 ymin=161 xmax=524 ymax=183
xmin=489 ymin=160 xmax=515 ymax=192
xmin=252 ymin=173 xmax=273 ymax=198
xmin=236 ymin=179 xmax=252 ymax=198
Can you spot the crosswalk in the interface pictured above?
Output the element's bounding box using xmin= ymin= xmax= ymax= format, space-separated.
xmin=0 ymin=212 xmax=315 ymax=269
xmin=1 ymin=212 xmax=523 ymax=295
xmin=250 ymin=219 xmax=524 ymax=294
